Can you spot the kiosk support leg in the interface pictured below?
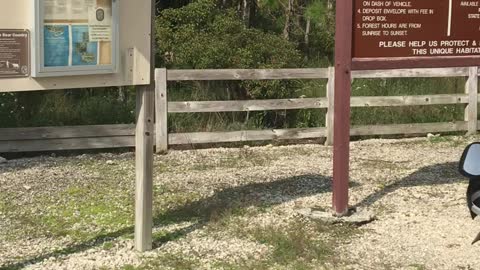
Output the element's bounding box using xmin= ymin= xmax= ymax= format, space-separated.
xmin=135 ymin=0 xmax=156 ymax=252
xmin=135 ymin=85 xmax=155 ymax=251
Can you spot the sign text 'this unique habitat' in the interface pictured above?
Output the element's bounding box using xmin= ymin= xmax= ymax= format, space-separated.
xmin=353 ymin=0 xmax=480 ymax=58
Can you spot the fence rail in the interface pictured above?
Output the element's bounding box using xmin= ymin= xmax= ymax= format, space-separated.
xmin=0 ymin=67 xmax=477 ymax=153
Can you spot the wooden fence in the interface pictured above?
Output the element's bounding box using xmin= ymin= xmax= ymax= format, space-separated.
xmin=0 ymin=67 xmax=477 ymax=153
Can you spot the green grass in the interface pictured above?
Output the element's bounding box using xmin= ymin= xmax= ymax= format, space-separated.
xmin=212 ymin=218 xmax=358 ymax=270
xmin=127 ymin=216 xmax=359 ymax=270
xmin=124 ymin=253 xmax=201 ymax=270
xmin=252 ymin=221 xmax=332 ymax=266
xmin=409 ymin=263 xmax=427 ymax=270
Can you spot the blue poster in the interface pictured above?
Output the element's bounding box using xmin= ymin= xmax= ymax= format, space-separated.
xmin=44 ymin=25 xmax=69 ymax=67
xmin=72 ymin=26 xmax=98 ymax=66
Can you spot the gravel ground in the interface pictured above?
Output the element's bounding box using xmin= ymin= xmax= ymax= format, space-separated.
xmin=0 ymin=135 xmax=479 ymax=269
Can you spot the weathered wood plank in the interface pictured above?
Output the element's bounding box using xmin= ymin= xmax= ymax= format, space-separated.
xmin=351 ymin=94 xmax=468 ymax=107
xmin=0 ymin=124 xmax=135 ymax=141
xmin=134 ymin=84 xmax=154 ymax=253
xmin=168 ymin=98 xmax=327 ymax=113
xmin=155 ymin=68 xmax=168 ymax=153
xmin=352 ymin=67 xmax=469 ymax=79
xmin=169 ymin=127 xmax=327 ymax=145
xmin=167 ymin=94 xmax=467 ymax=114
xmin=167 ymin=68 xmax=329 ymax=81
xmin=0 ymin=120 xmax=472 ymax=153
xmin=166 ymin=67 xmax=470 ymax=81
xmin=0 ymin=136 xmax=135 ymax=153
xmin=465 ymin=67 xmax=478 ymax=135
xmin=134 ymin=0 xmax=156 ymax=251
xmin=325 ymin=67 xmax=335 ymax=146
xmin=350 ymin=121 xmax=468 ymax=136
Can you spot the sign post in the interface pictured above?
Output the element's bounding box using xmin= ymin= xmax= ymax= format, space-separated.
xmin=333 ymin=0 xmax=480 ymax=216
xmin=333 ymin=0 xmax=353 ymax=216
xmin=134 ymin=0 xmax=156 ymax=252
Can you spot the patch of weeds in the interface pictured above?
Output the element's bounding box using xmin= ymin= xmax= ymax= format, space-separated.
xmin=428 ymin=135 xmax=452 ymax=144
xmin=153 ymin=158 xmax=183 ymax=174
xmin=121 ymin=265 xmax=137 ymax=270
xmin=211 ymin=260 xmax=280 ymax=270
xmin=126 ymin=253 xmax=200 ymax=270
xmin=38 ymin=193 xmax=133 ymax=240
xmin=152 ymin=228 xmax=190 ymax=247
xmin=8 ymin=184 xmax=135 ymax=241
xmin=205 ymin=205 xmax=263 ymax=234
xmin=153 ymin=191 xmax=204 ymax=224
xmin=0 ymin=193 xmax=7 ymax=213
xmin=216 ymin=218 xmax=361 ymax=269
xmin=102 ymin=241 xmax=114 ymax=250
xmin=250 ymin=219 xmax=333 ymax=268
xmin=66 ymin=158 xmax=134 ymax=181
xmin=427 ymin=135 xmax=465 ymax=147
xmin=409 ymin=263 xmax=427 ymax=270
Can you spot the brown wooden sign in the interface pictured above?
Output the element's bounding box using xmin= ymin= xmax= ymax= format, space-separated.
xmin=354 ymin=0 xmax=480 ymax=58
xmin=0 ymin=29 xmax=29 ymax=78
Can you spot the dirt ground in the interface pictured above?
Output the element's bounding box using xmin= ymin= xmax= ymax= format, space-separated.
xmin=0 ymin=135 xmax=479 ymax=270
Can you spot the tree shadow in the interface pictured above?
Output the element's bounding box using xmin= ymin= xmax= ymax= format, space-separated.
xmin=1 ymin=173 xmax=338 ymax=270
xmin=354 ymin=162 xmax=465 ymax=208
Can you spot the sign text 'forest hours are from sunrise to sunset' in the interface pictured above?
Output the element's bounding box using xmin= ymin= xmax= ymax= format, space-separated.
xmin=353 ymin=0 xmax=480 ymax=58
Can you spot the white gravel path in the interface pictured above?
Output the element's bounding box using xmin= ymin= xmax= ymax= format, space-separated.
xmin=1 ymin=136 xmax=479 ymax=269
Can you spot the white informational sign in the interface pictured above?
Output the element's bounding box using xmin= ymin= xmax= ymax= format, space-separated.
xmin=44 ymin=0 xmax=96 ymax=21
xmin=88 ymin=7 xmax=112 ymax=41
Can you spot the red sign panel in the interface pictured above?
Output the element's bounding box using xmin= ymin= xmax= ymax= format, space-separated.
xmin=353 ymin=0 xmax=480 ymax=58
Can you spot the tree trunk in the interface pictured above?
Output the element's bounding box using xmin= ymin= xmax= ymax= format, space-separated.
xmin=118 ymin=86 xmax=125 ymax=103
xmin=304 ymin=17 xmax=311 ymax=45
xmin=283 ymin=0 xmax=293 ymax=39
xmin=242 ymin=0 xmax=251 ymax=27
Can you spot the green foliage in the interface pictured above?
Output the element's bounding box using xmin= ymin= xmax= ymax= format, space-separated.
xmin=156 ymin=0 xmax=301 ymax=69
xmin=156 ymin=0 xmax=306 ymax=130
xmin=0 ymin=88 xmax=135 ymax=128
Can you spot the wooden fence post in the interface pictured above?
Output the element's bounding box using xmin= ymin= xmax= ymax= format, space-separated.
xmin=325 ymin=67 xmax=335 ymax=146
xmin=465 ymin=66 xmax=478 ymax=135
xmin=155 ymin=68 xmax=168 ymax=153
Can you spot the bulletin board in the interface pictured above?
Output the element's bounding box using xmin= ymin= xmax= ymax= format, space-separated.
xmin=33 ymin=0 xmax=118 ymax=76
xmin=0 ymin=0 xmax=151 ymax=92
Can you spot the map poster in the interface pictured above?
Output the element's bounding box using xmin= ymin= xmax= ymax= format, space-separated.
xmin=44 ymin=25 xmax=69 ymax=67
xmin=0 ymin=29 xmax=29 ymax=78
xmin=72 ymin=25 xmax=98 ymax=65
xmin=41 ymin=0 xmax=113 ymax=68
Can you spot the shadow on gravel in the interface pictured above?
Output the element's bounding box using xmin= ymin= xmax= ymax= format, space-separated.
xmin=354 ymin=162 xmax=465 ymax=208
xmin=1 ymin=173 xmax=345 ymax=270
